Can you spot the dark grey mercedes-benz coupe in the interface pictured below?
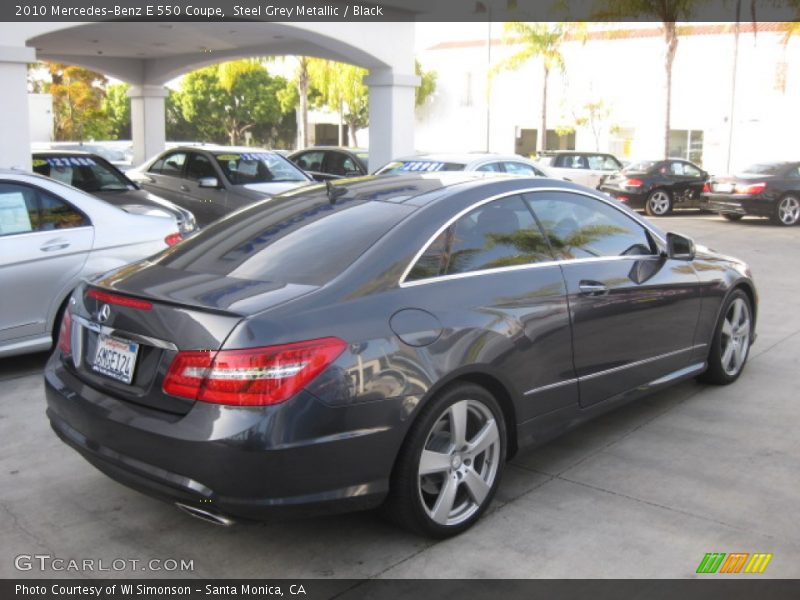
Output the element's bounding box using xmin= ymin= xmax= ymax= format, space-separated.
xmin=45 ymin=173 xmax=757 ymax=537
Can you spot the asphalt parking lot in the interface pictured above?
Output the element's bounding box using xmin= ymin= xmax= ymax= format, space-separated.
xmin=1 ymin=212 xmax=798 ymax=579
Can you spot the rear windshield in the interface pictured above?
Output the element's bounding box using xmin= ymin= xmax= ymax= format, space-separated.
xmin=155 ymin=193 xmax=414 ymax=285
xmin=376 ymin=160 xmax=466 ymax=174
xmin=32 ymin=155 xmax=133 ymax=192
xmin=739 ymin=163 xmax=789 ymax=176
xmin=624 ymin=160 xmax=658 ymax=173
xmin=214 ymin=151 xmax=309 ymax=185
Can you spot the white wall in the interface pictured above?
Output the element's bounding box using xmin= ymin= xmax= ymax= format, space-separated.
xmin=28 ymin=93 xmax=53 ymax=143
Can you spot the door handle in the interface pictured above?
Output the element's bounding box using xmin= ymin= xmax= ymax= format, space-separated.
xmin=578 ymin=280 xmax=608 ymax=296
xmin=40 ymin=241 xmax=70 ymax=252
xmin=180 ymin=185 xmax=190 ymax=192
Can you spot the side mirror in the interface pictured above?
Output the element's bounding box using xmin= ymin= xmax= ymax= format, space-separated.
xmin=666 ymin=232 xmax=696 ymax=261
xmin=197 ymin=176 xmax=219 ymax=189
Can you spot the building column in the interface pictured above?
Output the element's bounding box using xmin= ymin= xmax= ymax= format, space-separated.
xmin=0 ymin=45 xmax=36 ymax=170
xmin=127 ymin=84 xmax=167 ymax=167
xmin=364 ymin=68 xmax=420 ymax=172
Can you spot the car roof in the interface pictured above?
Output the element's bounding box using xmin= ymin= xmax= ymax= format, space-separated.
xmin=164 ymin=145 xmax=282 ymax=154
xmin=32 ymin=150 xmax=98 ymax=157
xmin=387 ymin=153 xmax=533 ymax=164
xmin=292 ymin=146 xmax=368 ymax=153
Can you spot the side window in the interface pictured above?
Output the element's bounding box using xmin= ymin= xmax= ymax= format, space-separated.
xmin=186 ymin=153 xmax=216 ymax=181
xmin=324 ymin=152 xmax=359 ymax=176
xmin=406 ymin=195 xmax=553 ymax=281
xmin=567 ymin=155 xmax=588 ymax=169
xmin=503 ymin=162 xmax=540 ymax=176
xmin=682 ymin=163 xmax=702 ymax=178
xmin=158 ymin=152 xmax=188 ymax=177
xmin=476 ymin=162 xmax=503 ymax=173
xmin=525 ymin=192 xmax=654 ymax=260
xmin=148 ymin=157 xmax=165 ymax=174
xmin=293 ymin=151 xmax=325 ymax=172
xmin=669 ymin=162 xmax=685 ymax=176
xmin=787 ymin=166 xmax=800 ymax=179
xmin=0 ymin=182 xmax=88 ymax=236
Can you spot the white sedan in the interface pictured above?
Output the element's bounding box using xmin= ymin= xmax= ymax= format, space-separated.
xmin=0 ymin=170 xmax=182 ymax=358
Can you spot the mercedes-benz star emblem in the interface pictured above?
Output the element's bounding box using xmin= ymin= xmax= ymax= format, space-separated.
xmin=97 ymin=304 xmax=111 ymax=323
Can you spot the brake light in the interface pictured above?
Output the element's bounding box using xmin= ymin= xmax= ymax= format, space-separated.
xmin=164 ymin=232 xmax=183 ymax=246
xmin=623 ymin=178 xmax=643 ymax=188
xmin=57 ymin=309 xmax=72 ymax=355
xmin=87 ymin=289 xmax=153 ymax=311
xmin=163 ymin=337 xmax=348 ymax=406
xmin=702 ymin=182 xmax=711 ymax=193
xmin=734 ymin=182 xmax=767 ymax=195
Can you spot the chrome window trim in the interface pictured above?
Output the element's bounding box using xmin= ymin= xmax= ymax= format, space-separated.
xmin=398 ymin=186 xmax=666 ymax=288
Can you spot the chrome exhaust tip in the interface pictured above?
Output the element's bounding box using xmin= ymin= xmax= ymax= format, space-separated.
xmin=175 ymin=502 xmax=235 ymax=527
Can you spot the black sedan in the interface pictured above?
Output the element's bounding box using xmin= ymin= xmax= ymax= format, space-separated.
xmin=600 ymin=159 xmax=709 ymax=216
xmin=45 ymin=174 xmax=756 ymax=537
xmin=288 ymin=146 xmax=369 ymax=181
xmin=702 ymin=161 xmax=800 ymax=226
xmin=32 ymin=151 xmax=197 ymax=235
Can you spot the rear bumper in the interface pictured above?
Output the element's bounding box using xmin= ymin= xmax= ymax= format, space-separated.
xmin=44 ymin=356 xmax=409 ymax=520
xmin=702 ymin=194 xmax=774 ymax=217
xmin=600 ymin=188 xmax=647 ymax=208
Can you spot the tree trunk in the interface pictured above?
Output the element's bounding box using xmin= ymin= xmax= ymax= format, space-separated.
xmin=348 ymin=121 xmax=359 ymax=147
xmin=539 ymin=64 xmax=549 ymax=153
xmin=663 ymin=22 xmax=678 ymax=159
xmin=298 ymin=58 xmax=309 ymax=149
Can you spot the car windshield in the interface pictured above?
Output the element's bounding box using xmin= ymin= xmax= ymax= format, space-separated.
xmin=624 ymin=160 xmax=658 ymax=173
xmin=376 ymin=160 xmax=466 ymax=174
xmin=155 ymin=191 xmax=414 ymax=286
xmin=214 ymin=151 xmax=309 ymax=185
xmin=739 ymin=163 xmax=789 ymax=176
xmin=32 ymin=155 xmax=133 ymax=192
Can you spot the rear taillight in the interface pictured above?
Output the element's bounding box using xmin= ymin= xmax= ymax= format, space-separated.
xmin=163 ymin=337 xmax=348 ymax=406
xmin=734 ymin=182 xmax=767 ymax=196
xmin=164 ymin=232 xmax=183 ymax=246
xmin=623 ymin=178 xmax=643 ymax=188
xmin=57 ymin=310 xmax=72 ymax=355
xmin=702 ymin=182 xmax=711 ymax=193
xmin=87 ymin=289 xmax=153 ymax=311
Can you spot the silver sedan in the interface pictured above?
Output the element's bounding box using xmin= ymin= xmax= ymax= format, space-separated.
xmin=0 ymin=170 xmax=181 ymax=358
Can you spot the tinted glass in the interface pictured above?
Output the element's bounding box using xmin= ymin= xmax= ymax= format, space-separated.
xmin=293 ymin=151 xmax=325 ymax=172
xmin=32 ymin=155 xmax=132 ymax=192
xmin=503 ymin=162 xmax=541 ymax=176
xmin=186 ymin=153 xmax=217 ymax=181
xmin=325 ymin=152 xmax=360 ymax=176
xmin=624 ymin=160 xmax=658 ymax=173
xmin=525 ymin=192 xmax=653 ymax=260
xmin=0 ymin=182 xmax=87 ymax=236
xmin=739 ymin=163 xmax=789 ymax=176
xmin=406 ymin=195 xmax=552 ymax=281
xmin=158 ymin=152 xmax=188 ymax=177
xmin=587 ymin=155 xmax=622 ymax=171
xmin=155 ymin=194 xmax=413 ymax=285
xmin=476 ymin=162 xmax=503 ymax=173
xmin=215 ymin=151 xmax=307 ymax=184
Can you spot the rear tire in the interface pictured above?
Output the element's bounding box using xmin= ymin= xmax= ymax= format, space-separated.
xmin=383 ymin=383 xmax=506 ymax=538
xmin=699 ymin=290 xmax=753 ymax=385
xmin=645 ymin=189 xmax=673 ymax=216
xmin=771 ymin=195 xmax=800 ymax=226
xmin=722 ymin=213 xmax=743 ymax=222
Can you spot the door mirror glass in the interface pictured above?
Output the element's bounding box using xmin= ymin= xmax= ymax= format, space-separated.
xmin=197 ymin=177 xmax=219 ymax=189
xmin=666 ymin=232 xmax=695 ymax=260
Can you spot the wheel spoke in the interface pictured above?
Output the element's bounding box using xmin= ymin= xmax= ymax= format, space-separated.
xmin=463 ymin=468 xmax=490 ymax=505
xmin=449 ymin=401 xmax=468 ymax=449
xmin=466 ymin=419 xmax=499 ymax=458
xmin=721 ymin=342 xmax=734 ymax=371
xmin=721 ymin=319 xmax=734 ymax=338
xmin=731 ymin=300 xmax=742 ymax=326
xmin=431 ymin=473 xmax=459 ymax=524
xmin=734 ymin=339 xmax=747 ymax=370
xmin=419 ymin=449 xmax=452 ymax=476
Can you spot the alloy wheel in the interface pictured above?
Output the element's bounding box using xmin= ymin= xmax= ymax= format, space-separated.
xmin=777 ymin=196 xmax=800 ymax=226
xmin=647 ymin=191 xmax=671 ymax=216
xmin=720 ymin=297 xmax=751 ymax=377
xmin=417 ymin=399 xmax=501 ymax=526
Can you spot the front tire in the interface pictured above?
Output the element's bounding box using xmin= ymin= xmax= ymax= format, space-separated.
xmin=699 ymin=290 xmax=753 ymax=385
xmin=772 ymin=195 xmax=800 ymax=226
xmin=645 ymin=189 xmax=673 ymax=216
xmin=384 ymin=383 xmax=506 ymax=538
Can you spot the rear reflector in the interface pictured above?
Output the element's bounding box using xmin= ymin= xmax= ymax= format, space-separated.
xmin=164 ymin=232 xmax=183 ymax=246
xmin=87 ymin=289 xmax=153 ymax=311
xmin=57 ymin=309 xmax=72 ymax=355
xmin=163 ymin=337 xmax=348 ymax=406
xmin=702 ymin=182 xmax=711 ymax=193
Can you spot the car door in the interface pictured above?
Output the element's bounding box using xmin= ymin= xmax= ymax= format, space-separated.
xmin=670 ymin=161 xmax=706 ymax=206
xmin=181 ymin=152 xmax=229 ymax=225
xmin=141 ymin=151 xmax=189 ymax=205
xmin=525 ymin=190 xmax=702 ymax=407
xmin=0 ymin=181 xmax=93 ymax=344
xmin=402 ymin=193 xmax=578 ymax=421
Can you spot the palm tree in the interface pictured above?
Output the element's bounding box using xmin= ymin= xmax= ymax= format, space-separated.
xmin=493 ymin=22 xmax=573 ymax=153
xmin=592 ymin=1 xmax=699 ymax=159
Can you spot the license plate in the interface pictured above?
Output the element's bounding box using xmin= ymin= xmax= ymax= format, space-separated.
xmin=714 ymin=182 xmax=734 ymax=193
xmin=92 ymin=334 xmax=139 ymax=384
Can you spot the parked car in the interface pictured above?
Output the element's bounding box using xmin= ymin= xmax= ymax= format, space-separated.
xmin=32 ymin=151 xmax=197 ymax=235
xmin=0 ymin=170 xmax=181 ymax=358
xmin=45 ymin=173 xmax=756 ymax=537
xmin=374 ymin=153 xmax=554 ymax=177
xmin=43 ymin=142 xmax=132 ymax=170
xmin=535 ymin=151 xmax=623 ymax=188
xmin=600 ymin=158 xmax=710 ymax=216
xmin=289 ymin=146 xmax=369 ymax=181
xmin=702 ymin=161 xmax=800 ymax=226
xmin=127 ymin=146 xmax=313 ymax=226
